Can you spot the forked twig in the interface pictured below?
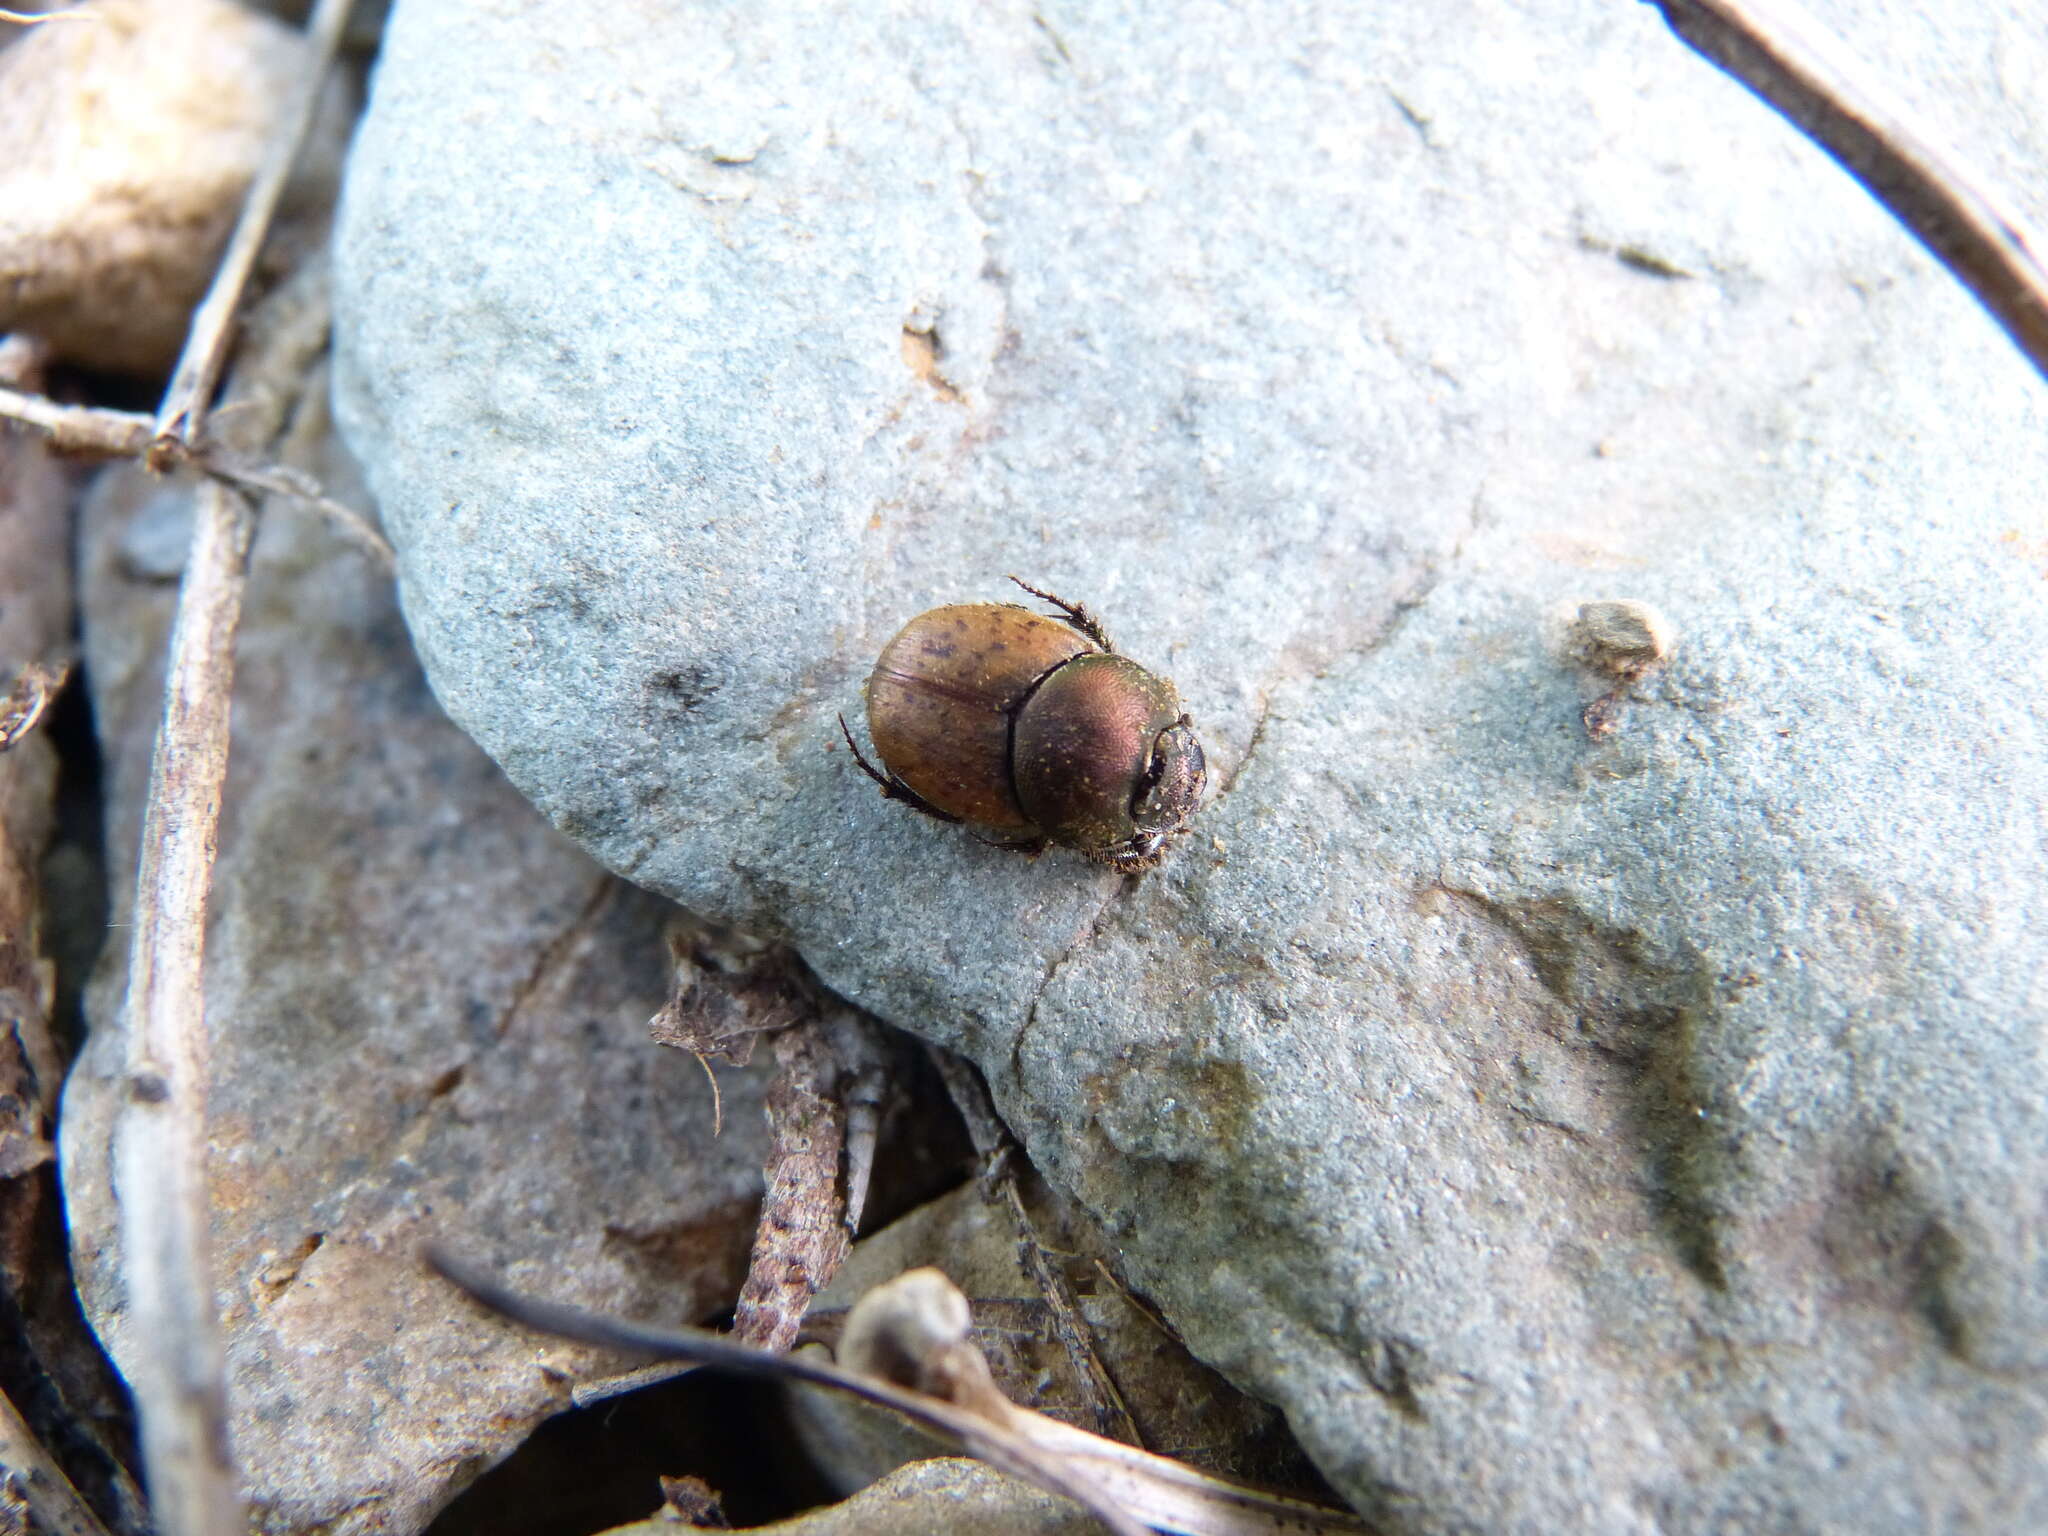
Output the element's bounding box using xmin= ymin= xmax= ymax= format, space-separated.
xmin=1647 ymin=0 xmax=2048 ymax=383
xmin=96 ymin=239 xmax=342 ymax=1536
xmin=150 ymin=0 xmax=357 ymax=462
xmin=0 ymin=387 xmax=393 ymax=567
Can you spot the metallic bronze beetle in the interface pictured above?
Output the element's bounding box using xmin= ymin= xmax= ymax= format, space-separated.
xmin=840 ymin=579 xmax=1206 ymax=873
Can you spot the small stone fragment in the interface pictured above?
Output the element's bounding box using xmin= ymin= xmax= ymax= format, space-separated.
xmin=1570 ymin=599 xmax=1675 ymax=680
xmin=657 ymin=1475 xmax=730 ymax=1528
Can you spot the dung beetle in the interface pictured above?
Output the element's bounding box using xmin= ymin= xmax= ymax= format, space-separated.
xmin=839 ymin=578 xmax=1206 ymax=873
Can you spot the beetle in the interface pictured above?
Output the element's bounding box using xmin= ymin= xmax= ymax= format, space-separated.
xmin=839 ymin=578 xmax=1206 ymax=873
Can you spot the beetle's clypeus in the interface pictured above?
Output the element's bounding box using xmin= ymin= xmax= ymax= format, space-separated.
xmin=839 ymin=579 xmax=1206 ymax=873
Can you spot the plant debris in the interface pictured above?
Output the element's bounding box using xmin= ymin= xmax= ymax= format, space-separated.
xmin=429 ymin=1251 xmax=1372 ymax=1536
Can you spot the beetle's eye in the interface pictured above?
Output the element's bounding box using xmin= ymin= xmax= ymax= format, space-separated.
xmin=1130 ymin=745 xmax=1167 ymax=819
xmin=1131 ymin=720 xmax=1205 ymax=832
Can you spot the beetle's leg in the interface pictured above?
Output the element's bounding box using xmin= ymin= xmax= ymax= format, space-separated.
xmin=837 ymin=714 xmax=964 ymax=825
xmin=974 ymin=832 xmax=1048 ymax=858
xmin=1008 ymin=576 xmax=1115 ymax=652
xmin=838 ymin=714 xmax=891 ymax=787
xmin=1096 ymin=830 xmax=1176 ymax=875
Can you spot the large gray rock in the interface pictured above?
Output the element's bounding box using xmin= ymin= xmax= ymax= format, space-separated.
xmin=332 ymin=0 xmax=2048 ymax=1529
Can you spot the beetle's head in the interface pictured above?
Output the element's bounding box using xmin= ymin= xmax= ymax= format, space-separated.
xmin=1108 ymin=715 xmax=1206 ymax=871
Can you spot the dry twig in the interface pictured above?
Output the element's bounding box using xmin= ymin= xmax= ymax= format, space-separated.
xmin=431 ymin=1250 xmax=1149 ymax=1536
xmin=110 ymin=475 xmax=253 ymax=1536
xmin=432 ymin=1251 xmax=1370 ymax=1536
xmin=0 ymin=387 xmax=393 ymax=567
xmin=828 ymin=1012 xmax=890 ymax=1235
xmin=108 ymin=179 xmax=357 ymax=1536
xmin=1648 ymin=0 xmax=2048 ymax=383
xmin=932 ymin=1046 xmax=1142 ymax=1448
xmin=150 ymin=0 xmax=358 ymax=462
xmin=109 ymin=471 xmax=252 ymax=1536
xmin=0 ymin=1389 xmax=114 ymax=1536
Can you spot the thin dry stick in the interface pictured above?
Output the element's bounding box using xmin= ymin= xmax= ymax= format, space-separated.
xmin=0 ymin=387 xmax=393 ymax=567
xmin=929 ymin=1047 xmax=1142 ymax=1448
xmin=825 ymin=1009 xmax=890 ymax=1233
xmin=430 ymin=1248 xmax=1154 ymax=1536
xmin=0 ymin=1388 xmax=115 ymax=1536
xmin=111 ymin=478 xmax=257 ymax=1536
xmin=1647 ymin=0 xmax=2048 ymax=384
xmin=0 ymin=389 xmax=150 ymax=456
xmin=440 ymin=1252 xmax=1371 ymax=1536
xmin=150 ymin=0 xmax=357 ymax=461
xmin=202 ymin=453 xmax=391 ymax=567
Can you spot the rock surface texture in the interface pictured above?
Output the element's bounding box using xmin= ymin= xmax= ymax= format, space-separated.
xmin=61 ymin=352 xmax=771 ymax=1532
xmin=333 ymin=1 xmax=2048 ymax=1530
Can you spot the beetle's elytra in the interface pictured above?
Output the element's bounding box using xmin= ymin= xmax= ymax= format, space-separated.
xmin=839 ymin=579 xmax=1205 ymax=873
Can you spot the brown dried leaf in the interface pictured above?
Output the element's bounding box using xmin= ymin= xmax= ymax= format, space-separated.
xmin=648 ymin=915 xmax=804 ymax=1067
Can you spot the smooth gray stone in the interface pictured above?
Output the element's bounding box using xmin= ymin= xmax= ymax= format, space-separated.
xmin=333 ymin=0 xmax=2048 ymax=1529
